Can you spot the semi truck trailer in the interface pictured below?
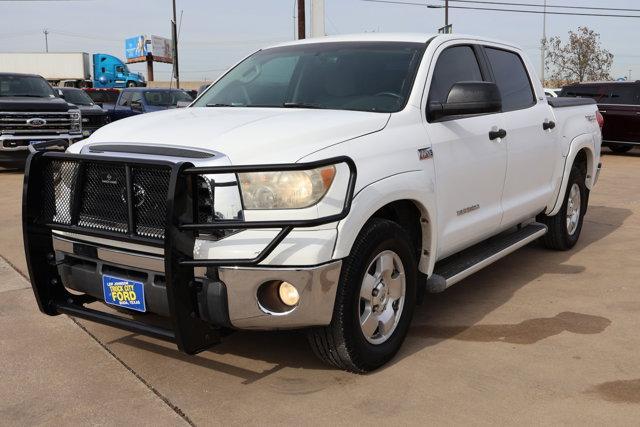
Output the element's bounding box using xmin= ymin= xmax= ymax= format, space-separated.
xmin=0 ymin=52 xmax=145 ymax=88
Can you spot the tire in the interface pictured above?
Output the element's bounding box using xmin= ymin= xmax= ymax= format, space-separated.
xmin=609 ymin=144 xmax=633 ymax=154
xmin=307 ymin=218 xmax=417 ymax=373
xmin=126 ymin=81 xmax=136 ymax=88
xmin=538 ymin=163 xmax=587 ymax=250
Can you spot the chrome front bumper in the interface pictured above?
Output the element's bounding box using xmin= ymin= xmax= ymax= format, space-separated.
xmin=52 ymin=236 xmax=341 ymax=330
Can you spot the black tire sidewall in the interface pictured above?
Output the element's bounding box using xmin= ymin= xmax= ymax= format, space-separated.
xmin=339 ymin=220 xmax=417 ymax=370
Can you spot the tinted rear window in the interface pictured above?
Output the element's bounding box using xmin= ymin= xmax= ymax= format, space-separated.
xmin=559 ymin=84 xmax=638 ymax=105
xmin=485 ymin=47 xmax=535 ymax=112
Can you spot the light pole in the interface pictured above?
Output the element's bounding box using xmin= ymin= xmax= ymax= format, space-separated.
xmin=541 ymin=0 xmax=547 ymax=85
xmin=171 ymin=0 xmax=180 ymax=88
xmin=43 ymin=29 xmax=49 ymax=53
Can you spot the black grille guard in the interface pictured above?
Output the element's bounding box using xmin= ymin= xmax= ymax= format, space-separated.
xmin=23 ymin=150 xmax=357 ymax=354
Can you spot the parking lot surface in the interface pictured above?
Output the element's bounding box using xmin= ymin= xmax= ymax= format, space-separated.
xmin=1 ymin=150 xmax=640 ymax=425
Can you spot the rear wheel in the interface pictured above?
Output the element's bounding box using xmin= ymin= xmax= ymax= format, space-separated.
xmin=538 ymin=164 xmax=587 ymax=250
xmin=609 ymin=144 xmax=633 ymax=154
xmin=307 ymin=218 xmax=417 ymax=373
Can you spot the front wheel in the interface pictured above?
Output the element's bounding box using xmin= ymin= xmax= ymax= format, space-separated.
xmin=538 ymin=163 xmax=587 ymax=250
xmin=126 ymin=81 xmax=136 ymax=88
xmin=307 ymin=218 xmax=417 ymax=373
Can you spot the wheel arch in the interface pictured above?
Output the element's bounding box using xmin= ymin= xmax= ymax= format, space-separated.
xmin=334 ymin=171 xmax=437 ymax=275
xmin=547 ymin=134 xmax=596 ymax=216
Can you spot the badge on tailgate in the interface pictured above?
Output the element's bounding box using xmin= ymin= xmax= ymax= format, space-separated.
xmin=102 ymin=275 xmax=146 ymax=312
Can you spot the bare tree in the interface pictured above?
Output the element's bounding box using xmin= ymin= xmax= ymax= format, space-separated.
xmin=543 ymin=27 xmax=614 ymax=83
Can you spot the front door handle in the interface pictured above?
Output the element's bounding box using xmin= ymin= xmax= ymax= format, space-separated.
xmin=489 ymin=129 xmax=507 ymax=140
xmin=543 ymin=121 xmax=556 ymax=130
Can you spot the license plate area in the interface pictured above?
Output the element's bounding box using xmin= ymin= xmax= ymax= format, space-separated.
xmin=102 ymin=275 xmax=146 ymax=312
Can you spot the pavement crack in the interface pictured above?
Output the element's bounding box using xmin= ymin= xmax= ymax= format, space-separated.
xmin=0 ymin=254 xmax=196 ymax=426
xmin=69 ymin=317 xmax=197 ymax=427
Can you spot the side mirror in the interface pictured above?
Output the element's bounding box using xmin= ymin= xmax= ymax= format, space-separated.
xmin=130 ymin=100 xmax=143 ymax=112
xmin=57 ymin=89 xmax=65 ymax=99
xmin=176 ymin=101 xmax=191 ymax=108
xmin=428 ymin=82 xmax=502 ymax=121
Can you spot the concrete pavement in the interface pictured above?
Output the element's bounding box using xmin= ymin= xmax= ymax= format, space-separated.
xmin=1 ymin=150 xmax=640 ymax=425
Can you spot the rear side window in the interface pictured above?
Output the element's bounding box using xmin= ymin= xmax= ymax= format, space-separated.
xmin=560 ymin=85 xmax=638 ymax=105
xmin=485 ymin=47 xmax=535 ymax=112
xmin=429 ymin=45 xmax=483 ymax=104
xmin=117 ymin=92 xmax=132 ymax=106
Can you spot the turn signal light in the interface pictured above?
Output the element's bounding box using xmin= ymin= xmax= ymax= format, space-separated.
xmin=596 ymin=110 xmax=604 ymax=129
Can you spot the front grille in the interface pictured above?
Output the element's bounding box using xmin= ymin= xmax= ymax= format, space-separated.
xmin=78 ymin=163 xmax=128 ymax=233
xmin=0 ymin=111 xmax=73 ymax=135
xmin=82 ymin=114 xmax=108 ymax=128
xmin=40 ymin=159 xmax=172 ymax=241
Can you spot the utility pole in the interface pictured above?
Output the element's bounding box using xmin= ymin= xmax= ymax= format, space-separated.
xmin=297 ymin=0 xmax=306 ymax=40
xmin=43 ymin=29 xmax=49 ymax=53
xmin=445 ymin=0 xmax=449 ymax=26
xmin=541 ymin=0 xmax=547 ymax=85
xmin=171 ymin=0 xmax=180 ymax=88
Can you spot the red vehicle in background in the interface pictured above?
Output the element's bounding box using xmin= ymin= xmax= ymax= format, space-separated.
xmin=559 ymin=82 xmax=638 ymax=153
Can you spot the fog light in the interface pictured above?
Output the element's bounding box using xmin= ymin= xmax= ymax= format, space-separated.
xmin=278 ymin=281 xmax=299 ymax=306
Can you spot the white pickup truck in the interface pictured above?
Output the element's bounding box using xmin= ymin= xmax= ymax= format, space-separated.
xmin=23 ymin=33 xmax=603 ymax=373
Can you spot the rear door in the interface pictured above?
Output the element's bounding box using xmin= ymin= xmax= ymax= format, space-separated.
xmin=425 ymin=43 xmax=508 ymax=258
xmin=597 ymin=84 xmax=640 ymax=144
xmin=484 ymin=46 xmax=558 ymax=227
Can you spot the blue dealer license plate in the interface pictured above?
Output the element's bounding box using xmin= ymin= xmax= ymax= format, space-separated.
xmin=102 ymin=275 xmax=146 ymax=312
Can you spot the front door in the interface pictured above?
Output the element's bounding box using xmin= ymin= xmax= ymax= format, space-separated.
xmin=425 ymin=43 xmax=508 ymax=259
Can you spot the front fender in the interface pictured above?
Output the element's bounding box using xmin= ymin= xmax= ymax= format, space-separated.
xmin=547 ymin=133 xmax=598 ymax=216
xmin=333 ymin=170 xmax=437 ymax=275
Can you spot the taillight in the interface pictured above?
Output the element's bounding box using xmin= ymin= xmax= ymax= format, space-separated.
xmin=596 ymin=110 xmax=604 ymax=129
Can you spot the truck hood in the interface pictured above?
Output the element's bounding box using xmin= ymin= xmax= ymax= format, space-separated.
xmin=81 ymin=107 xmax=390 ymax=164
xmin=0 ymin=96 xmax=70 ymax=112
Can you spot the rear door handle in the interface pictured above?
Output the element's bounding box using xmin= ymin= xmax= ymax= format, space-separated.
xmin=543 ymin=121 xmax=556 ymax=130
xmin=489 ymin=129 xmax=507 ymax=140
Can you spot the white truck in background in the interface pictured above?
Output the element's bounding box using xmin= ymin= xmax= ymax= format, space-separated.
xmin=0 ymin=53 xmax=90 ymax=86
xmin=23 ymin=33 xmax=602 ymax=373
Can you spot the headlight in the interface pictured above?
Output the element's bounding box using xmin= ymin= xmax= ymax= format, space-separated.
xmin=239 ymin=165 xmax=336 ymax=210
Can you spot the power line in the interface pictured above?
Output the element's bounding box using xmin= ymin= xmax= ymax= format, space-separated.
xmin=362 ymin=0 xmax=640 ymax=18
xmin=438 ymin=0 xmax=640 ymax=13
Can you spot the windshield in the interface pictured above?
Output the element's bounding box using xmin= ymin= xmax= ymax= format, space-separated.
xmin=143 ymin=90 xmax=193 ymax=106
xmin=193 ymin=42 xmax=426 ymax=113
xmin=86 ymin=90 xmax=119 ymax=104
xmin=62 ymin=89 xmax=94 ymax=106
xmin=0 ymin=75 xmax=56 ymax=98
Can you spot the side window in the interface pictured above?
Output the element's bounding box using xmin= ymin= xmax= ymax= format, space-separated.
xmin=118 ymin=92 xmax=132 ymax=106
xmin=429 ymin=45 xmax=483 ymax=105
xmin=130 ymin=92 xmax=143 ymax=104
xmin=485 ymin=47 xmax=535 ymax=112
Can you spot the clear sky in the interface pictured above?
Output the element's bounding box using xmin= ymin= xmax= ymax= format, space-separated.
xmin=1 ymin=0 xmax=639 ymax=82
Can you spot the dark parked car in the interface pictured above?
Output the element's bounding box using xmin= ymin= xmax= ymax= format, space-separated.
xmin=83 ymin=88 xmax=120 ymax=110
xmin=106 ymin=88 xmax=193 ymax=121
xmin=559 ymin=82 xmax=639 ymax=153
xmin=58 ymin=87 xmax=109 ymax=137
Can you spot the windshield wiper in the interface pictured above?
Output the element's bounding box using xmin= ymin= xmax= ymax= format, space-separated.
xmin=205 ymin=103 xmax=238 ymax=107
xmin=282 ymin=102 xmax=325 ymax=109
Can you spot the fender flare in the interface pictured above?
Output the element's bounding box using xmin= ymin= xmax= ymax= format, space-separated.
xmin=547 ymin=133 xmax=596 ymax=216
xmin=333 ymin=170 xmax=438 ymax=275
